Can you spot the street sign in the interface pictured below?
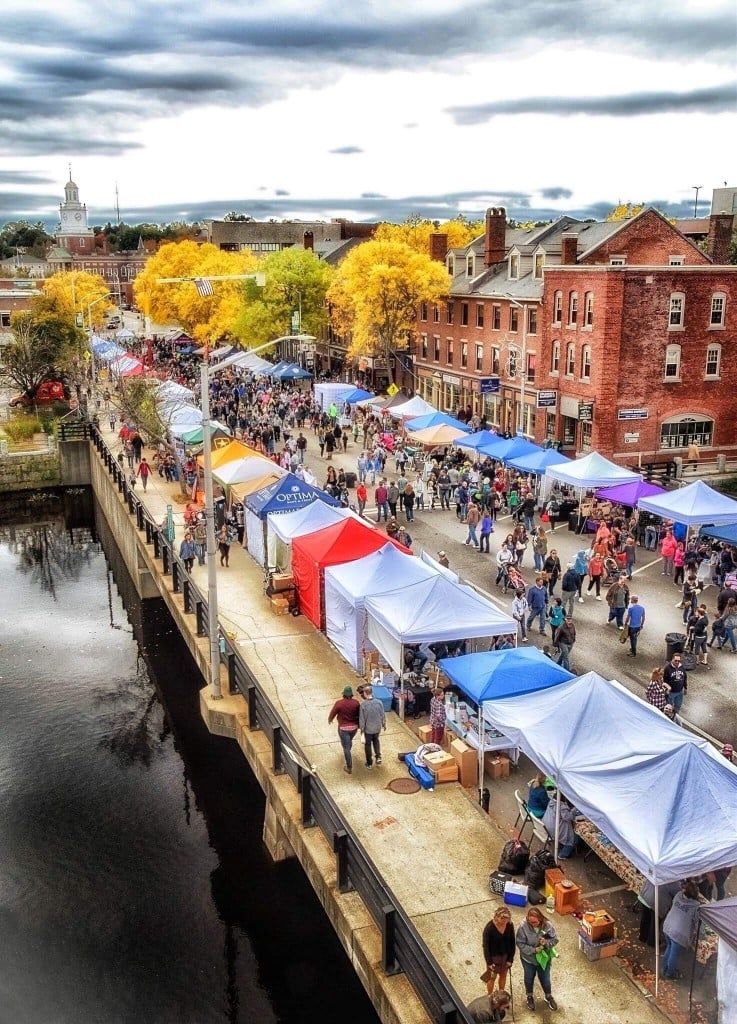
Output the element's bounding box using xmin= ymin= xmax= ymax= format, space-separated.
xmin=579 ymin=402 xmax=594 ymax=423
xmin=387 ymin=383 xmax=400 ymax=396
xmin=617 ymin=408 xmax=649 ymax=420
xmin=75 ymin=313 xmax=84 ymax=328
xmin=536 ymin=390 xmax=558 ymax=408
xmin=479 ymin=377 xmax=500 ymax=394
xmin=291 ymin=310 xmax=301 ymax=334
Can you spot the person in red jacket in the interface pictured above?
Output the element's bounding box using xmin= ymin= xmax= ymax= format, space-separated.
xmin=660 ymin=529 xmax=678 ymax=577
xmin=328 ymin=686 xmax=361 ymax=774
xmin=356 ymin=481 xmax=368 ymax=518
xmin=137 ymin=457 xmax=151 ymax=492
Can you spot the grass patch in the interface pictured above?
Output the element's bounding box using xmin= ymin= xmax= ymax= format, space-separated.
xmin=715 ymin=476 xmax=737 ymax=496
xmin=4 ymin=417 xmax=43 ymax=441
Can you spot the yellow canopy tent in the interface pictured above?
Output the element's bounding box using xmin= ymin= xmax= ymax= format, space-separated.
xmin=406 ymin=423 xmax=467 ymax=446
xmin=230 ymin=472 xmax=283 ymax=505
xmin=197 ymin=439 xmax=262 ymax=470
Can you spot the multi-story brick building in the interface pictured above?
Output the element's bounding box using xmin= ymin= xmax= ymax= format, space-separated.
xmin=412 ymin=206 xmax=736 ymax=464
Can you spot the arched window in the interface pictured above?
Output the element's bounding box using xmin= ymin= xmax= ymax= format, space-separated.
xmin=660 ymin=416 xmax=714 ymax=450
xmin=580 ymin=345 xmax=591 ymax=381
xmin=565 ymin=343 xmax=575 ymax=376
xmin=553 ymin=291 xmax=562 ymax=325
xmin=668 ymin=292 xmax=685 ymax=329
xmin=664 ymin=343 xmax=681 ymax=380
xmin=550 ymin=340 xmax=560 ymax=374
xmin=568 ymin=291 xmax=578 ymax=326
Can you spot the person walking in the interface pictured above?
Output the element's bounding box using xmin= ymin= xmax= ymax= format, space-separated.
xmin=560 ymin=563 xmax=579 ymax=618
xmin=193 ymin=518 xmax=207 ymax=566
xmin=516 ymin=907 xmax=559 ymax=1012
xmin=532 ymin=527 xmax=548 ymax=572
xmin=586 ymin=552 xmax=605 ymax=599
xmin=403 ymin=482 xmax=416 ymax=522
xmin=387 ymin=481 xmax=399 ymax=518
xmin=465 ymin=501 xmax=481 ymax=548
xmin=479 ymin=510 xmax=493 ymax=553
xmin=179 ymin=531 xmax=197 ymax=573
xmin=512 ymin=588 xmax=529 ymax=642
xmin=328 ymin=685 xmax=361 ymax=774
xmin=687 ymin=605 xmax=710 ymax=668
xmin=137 ymin=456 xmax=151 ymax=492
xmin=663 ymin=652 xmax=688 ymax=712
xmin=429 ymin=688 xmax=446 ymax=745
xmin=554 ymin=614 xmax=576 ymax=671
xmin=356 ymin=481 xmax=368 ymax=518
xmin=606 ymin=576 xmax=630 ymax=629
xmin=375 ymin=480 xmax=389 ymax=522
xmin=482 ymin=907 xmax=516 ymax=995
xmin=217 ymin=523 xmax=232 ymax=567
xmin=662 ymin=880 xmax=703 ymax=980
xmin=623 ymin=594 xmax=646 ymax=657
xmin=526 ymin=578 xmax=549 ymax=636
xmin=543 ymin=549 xmax=561 ymax=596
xmin=661 ymin=529 xmax=677 ymax=577
xmin=358 ymin=684 xmax=386 ymax=769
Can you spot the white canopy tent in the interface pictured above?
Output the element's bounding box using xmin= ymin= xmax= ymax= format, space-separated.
xmin=387 ymin=395 xmax=436 ymax=419
xmin=699 ymin=898 xmax=737 ymax=1024
xmin=314 ymin=382 xmax=355 ymax=411
xmin=216 ymin=349 xmax=273 ymax=373
xmin=324 ymin=545 xmax=437 ymax=670
xmin=156 ymin=380 xmax=195 ymax=403
xmin=544 ymin=451 xmax=641 ymax=489
xmin=364 ymin=575 xmax=517 ymax=677
xmin=213 ymin=456 xmax=285 ymax=488
xmin=637 ymin=479 xmax=737 ymax=527
xmin=266 ymin=501 xmax=349 ymax=571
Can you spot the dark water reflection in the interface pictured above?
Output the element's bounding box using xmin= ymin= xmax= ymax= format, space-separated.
xmin=0 ymin=491 xmax=379 ymax=1024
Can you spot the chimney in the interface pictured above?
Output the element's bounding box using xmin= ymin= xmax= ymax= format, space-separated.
xmin=429 ymin=232 xmax=448 ymax=263
xmin=303 ymin=230 xmax=314 ymax=251
xmin=561 ymin=232 xmax=578 ymax=265
xmin=706 ymin=213 xmax=734 ymax=264
xmin=484 ymin=207 xmax=506 ymax=266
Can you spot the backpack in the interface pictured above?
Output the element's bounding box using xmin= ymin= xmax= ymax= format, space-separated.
xmin=498 ymin=838 xmax=530 ymax=875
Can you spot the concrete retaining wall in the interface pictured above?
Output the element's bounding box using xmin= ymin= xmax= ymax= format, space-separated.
xmin=0 ymin=451 xmax=61 ymax=491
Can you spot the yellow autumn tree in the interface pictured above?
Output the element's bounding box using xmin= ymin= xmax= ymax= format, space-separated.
xmin=42 ymin=271 xmax=113 ymax=328
xmin=328 ymin=239 xmax=450 ymax=385
xmin=606 ymin=203 xmax=646 ymax=222
xmin=133 ymin=241 xmax=261 ymax=343
xmin=375 ymin=214 xmax=481 ymax=254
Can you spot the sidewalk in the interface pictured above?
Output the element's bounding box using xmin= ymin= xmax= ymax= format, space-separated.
xmin=96 ymin=417 xmax=704 ymax=1024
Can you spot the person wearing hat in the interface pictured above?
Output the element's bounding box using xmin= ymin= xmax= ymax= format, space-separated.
xmin=328 ymin=685 xmax=361 ymax=774
xmin=553 ymin=613 xmax=576 ymax=671
xmin=560 ymin=562 xmax=579 ymax=618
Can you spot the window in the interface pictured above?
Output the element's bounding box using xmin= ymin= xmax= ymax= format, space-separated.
xmin=710 ymin=293 xmax=726 ymax=327
xmin=461 ymin=341 xmax=468 ymax=368
xmin=476 ymin=303 xmax=484 ymax=328
xmin=461 ymin=302 xmax=469 ymax=327
xmin=447 ymin=255 xmax=455 ymax=276
xmin=526 ymin=353 xmax=536 ymax=383
xmin=568 ymin=292 xmax=578 ymax=326
xmin=565 ymin=343 xmax=575 ymax=376
xmin=705 ymin=344 xmax=721 ymax=378
xmin=669 ymin=256 xmax=685 ymax=266
xmin=433 ymin=304 xmax=440 ymax=323
xmin=664 ymin=343 xmax=681 ymax=379
xmin=553 ymin=291 xmax=563 ymax=325
xmin=420 ymin=301 xmax=428 ymax=322
xmin=610 ymin=256 xmax=626 ymax=266
xmin=447 ymin=301 xmax=455 ymax=325
xmin=528 ymin=307 xmax=537 ymax=335
xmin=669 ymin=292 xmax=685 ymax=329
xmin=433 ymin=335 xmax=440 ymax=362
xmin=492 ymin=305 xmax=501 ymax=330
xmin=580 ymin=421 xmax=593 ymax=453
xmin=584 ymin=292 xmax=593 ymax=327
xmin=420 ymin=334 xmax=428 ymax=360
xmin=660 ymin=416 xmax=713 ymax=450
xmin=447 ymin=338 xmax=454 ymax=364
xmin=466 ymin=254 xmax=475 ymax=277
xmin=508 ymin=350 xmax=518 ymax=377
xmin=581 ymin=345 xmax=591 ymax=380
xmin=491 ymin=346 xmax=500 ymax=374
xmin=509 ymin=307 xmax=519 ymax=332
xmin=509 ymin=253 xmax=519 ymax=279
xmin=475 ymin=344 xmax=484 ymax=371
xmin=551 ymin=340 xmax=560 ymax=374
xmin=0 ymin=311 xmax=10 ymax=328
xmin=534 ymin=253 xmax=544 ymax=279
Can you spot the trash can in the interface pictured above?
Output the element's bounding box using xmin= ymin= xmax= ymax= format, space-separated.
xmin=345 ymin=471 xmax=357 ymax=488
xmin=665 ymin=632 xmax=687 ymax=661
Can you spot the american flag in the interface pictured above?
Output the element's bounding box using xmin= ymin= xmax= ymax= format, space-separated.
xmin=194 ymin=277 xmax=214 ymax=297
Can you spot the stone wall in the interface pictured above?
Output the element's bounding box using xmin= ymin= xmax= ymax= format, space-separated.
xmin=0 ymin=451 xmax=61 ymax=491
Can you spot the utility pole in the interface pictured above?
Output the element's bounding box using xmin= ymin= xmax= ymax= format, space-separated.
xmin=692 ymin=185 xmax=702 ymax=219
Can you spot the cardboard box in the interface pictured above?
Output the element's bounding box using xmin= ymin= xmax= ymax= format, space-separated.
xmin=269 ymin=596 xmax=289 ymax=615
xmin=578 ymin=931 xmax=622 ymax=961
xmin=485 ymin=754 xmax=510 ymax=780
xmin=503 ymin=880 xmax=528 ymax=907
xmin=581 ymin=912 xmax=616 ymax=943
xmin=269 ymin=572 xmax=294 ymax=592
xmin=423 ymin=751 xmax=459 ymax=784
xmin=450 ymin=738 xmax=477 ymax=788
xmin=544 ymin=868 xmax=566 ymax=899
xmin=418 ymin=724 xmax=433 ymax=744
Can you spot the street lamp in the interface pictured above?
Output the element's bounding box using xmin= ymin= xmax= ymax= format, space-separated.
xmin=87 ymin=293 xmax=113 ymax=379
xmin=503 ymin=294 xmax=529 ymax=436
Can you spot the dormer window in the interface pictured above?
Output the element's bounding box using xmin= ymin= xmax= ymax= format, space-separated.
xmin=534 ymin=253 xmax=544 ymax=279
xmin=466 ymin=254 xmax=475 ymax=277
xmin=509 ymin=253 xmax=519 ymax=279
xmin=447 ymin=255 xmax=455 ymax=276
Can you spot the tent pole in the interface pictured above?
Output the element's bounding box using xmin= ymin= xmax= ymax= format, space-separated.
xmin=399 ymin=643 xmax=405 ymax=721
xmin=554 ymin=788 xmax=561 ymax=862
xmin=478 ymin=701 xmax=484 ymax=804
xmin=688 ymin=920 xmax=700 ymax=1020
xmin=654 ymin=882 xmax=659 ymax=1000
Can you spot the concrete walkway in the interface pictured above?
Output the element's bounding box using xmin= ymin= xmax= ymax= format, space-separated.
xmin=99 ymin=419 xmax=686 ymax=1024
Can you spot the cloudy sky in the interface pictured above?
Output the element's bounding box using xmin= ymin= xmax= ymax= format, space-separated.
xmin=1 ymin=0 xmax=735 ymax=229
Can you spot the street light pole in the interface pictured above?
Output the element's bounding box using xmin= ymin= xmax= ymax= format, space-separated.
xmin=87 ymin=292 xmax=113 ymax=381
xmin=200 ymin=356 xmax=222 ymax=699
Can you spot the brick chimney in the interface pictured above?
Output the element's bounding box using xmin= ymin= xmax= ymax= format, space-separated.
xmin=560 ymin=232 xmax=578 ymax=265
xmin=484 ymin=207 xmax=506 ymax=266
xmin=706 ymin=213 xmax=734 ymax=264
xmin=429 ymin=232 xmax=448 ymax=263
xmin=303 ymin=230 xmax=314 ymax=251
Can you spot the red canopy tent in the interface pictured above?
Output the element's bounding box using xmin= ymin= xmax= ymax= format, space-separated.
xmin=292 ymin=520 xmax=410 ymax=629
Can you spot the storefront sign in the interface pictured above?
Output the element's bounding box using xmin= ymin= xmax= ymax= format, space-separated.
xmin=536 ymin=390 xmax=558 ymax=408
xmin=578 ymin=402 xmax=594 ymax=423
xmin=479 ymin=377 xmax=500 ymax=394
xmin=617 ymin=408 xmax=649 ymax=421
xmin=443 ymin=374 xmax=460 ymax=386
xmin=623 ymin=432 xmax=640 ymax=444
xmin=560 ymin=396 xmax=580 ymax=419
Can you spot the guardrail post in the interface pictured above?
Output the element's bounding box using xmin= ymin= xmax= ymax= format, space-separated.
xmin=144 ymin=519 xmax=152 ymax=544
xmin=172 ymin=560 xmax=180 ymax=593
xmin=439 ymin=1004 xmax=459 ymax=1024
xmin=333 ymin=830 xmax=352 ymax=893
xmin=247 ymin=684 xmax=258 ymax=729
xmin=299 ymin=770 xmax=315 ymax=828
xmin=381 ymin=905 xmax=401 ymax=975
xmin=152 ymin=531 xmax=160 ymax=558
xmin=162 ymin=546 xmax=170 ymax=575
xmin=195 ymin=600 xmax=206 ymax=634
xmin=226 ymin=652 xmax=236 ymax=695
xmin=182 ymin=578 xmax=191 ymax=612
xmin=272 ymin=725 xmax=284 ymax=775
xmin=135 ymin=504 xmax=144 ymax=530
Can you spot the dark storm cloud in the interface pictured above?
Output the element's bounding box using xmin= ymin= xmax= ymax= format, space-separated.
xmin=18 ymin=55 xmax=240 ymax=96
xmin=0 ymin=191 xmax=60 ymax=219
xmin=329 ymin=146 xmax=364 ymax=155
xmin=0 ymin=171 xmax=54 ymax=186
xmin=540 ymin=187 xmax=573 ymax=201
xmin=448 ymin=83 xmax=737 ymax=124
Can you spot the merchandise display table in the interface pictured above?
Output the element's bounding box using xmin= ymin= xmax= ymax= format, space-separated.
xmin=445 ymin=712 xmax=520 ymax=765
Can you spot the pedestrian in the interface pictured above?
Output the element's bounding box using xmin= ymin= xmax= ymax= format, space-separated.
xmin=429 ymin=688 xmax=446 ymax=745
xmin=661 ymin=529 xmax=677 ymax=576
xmin=512 ymin=588 xmax=529 ymax=642
xmin=606 ymin=576 xmax=630 ymax=629
xmin=479 ymin=510 xmax=493 ymax=553
xmin=532 ymin=527 xmax=548 ymax=572
xmin=623 ymin=594 xmax=646 ymax=657
xmin=375 ymin=480 xmax=389 ymax=522
xmin=573 ymin=549 xmax=588 ymax=601
xmin=623 ymin=536 xmax=637 ymax=579
xmin=217 ymin=523 xmax=232 ymax=567
xmin=560 ymin=563 xmax=579 ymax=617
xmin=681 ymin=574 xmax=699 ymax=624
xmin=137 ymin=456 xmax=151 ymax=492
xmin=179 ymin=531 xmax=196 ymax=573
xmin=465 ymin=501 xmax=480 ymax=548
xmin=554 ymin=614 xmax=576 ymax=671
xmin=526 ymin=577 xmax=549 ymax=636
xmin=108 ymin=409 xmax=116 ymax=430
xmin=645 ymin=667 xmax=670 ymax=711
xmin=387 ymin=481 xmax=399 ymax=518
xmin=358 ymin=684 xmax=386 ymax=769
xmin=662 ymin=880 xmax=703 ymax=980
xmin=516 ymin=907 xmax=559 ymax=1012
xmin=328 ymin=685 xmax=361 ymax=774
xmin=482 ymin=907 xmax=516 ymax=995
xmin=663 ymin=652 xmax=688 ymax=712
xmin=586 ymin=552 xmax=604 ymax=599
xmin=128 ymin=470 xmax=136 ymax=490
xmin=403 ymin=482 xmax=416 ymax=523
xmin=687 ymin=605 xmax=710 ymax=668
xmin=356 ymin=481 xmax=368 ymax=518
xmin=543 ymin=549 xmax=561 ymax=595
xmin=193 ymin=518 xmax=206 ymax=565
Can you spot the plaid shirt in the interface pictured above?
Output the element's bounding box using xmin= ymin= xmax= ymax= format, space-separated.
xmin=646 ymin=680 xmax=669 ymax=712
xmin=429 ymin=695 xmax=447 ymax=729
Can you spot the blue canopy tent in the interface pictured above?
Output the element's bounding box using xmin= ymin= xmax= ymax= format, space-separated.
xmin=244 ymin=473 xmax=340 ymax=566
xmin=439 ymin=647 xmax=573 ymax=798
xmin=478 ymin=436 xmax=542 ymax=463
xmin=405 ymin=412 xmax=471 ymax=434
xmin=274 ymin=364 xmax=313 ymax=380
xmin=343 ymin=388 xmax=375 ymax=404
xmin=453 ymin=429 xmax=501 ymax=452
xmin=701 ymin=523 xmax=737 ymax=545
xmin=506 ymin=448 xmax=572 ymax=474
xmin=265 ymin=360 xmax=291 ymax=377
xmin=638 ymin=479 xmax=737 ymax=527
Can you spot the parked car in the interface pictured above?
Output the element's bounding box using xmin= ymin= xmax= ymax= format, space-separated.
xmin=10 ymin=380 xmax=68 ymax=407
xmin=106 ymin=314 xmax=122 ymax=328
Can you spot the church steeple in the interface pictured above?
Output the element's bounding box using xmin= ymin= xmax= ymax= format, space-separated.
xmin=57 ymin=170 xmax=94 ymax=253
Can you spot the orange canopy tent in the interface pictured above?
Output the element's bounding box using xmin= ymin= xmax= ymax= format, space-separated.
xmin=197 ymin=439 xmax=263 ymax=470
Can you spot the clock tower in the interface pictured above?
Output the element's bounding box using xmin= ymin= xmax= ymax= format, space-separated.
xmin=57 ymin=168 xmax=94 ymax=255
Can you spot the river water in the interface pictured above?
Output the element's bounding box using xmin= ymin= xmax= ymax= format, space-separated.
xmin=0 ymin=490 xmax=379 ymax=1024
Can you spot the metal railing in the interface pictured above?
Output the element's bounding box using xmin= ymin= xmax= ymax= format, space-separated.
xmin=88 ymin=424 xmax=473 ymax=1024
xmin=58 ymin=420 xmax=91 ymax=442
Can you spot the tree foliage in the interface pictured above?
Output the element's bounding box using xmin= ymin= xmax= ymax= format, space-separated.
xmin=0 ymin=220 xmax=53 ymax=259
xmin=328 ymin=239 xmax=450 ymax=384
xmin=133 ymin=241 xmax=260 ymax=343
xmin=42 ymin=270 xmax=113 ymax=328
xmin=90 ymin=221 xmax=202 ymax=252
xmin=115 ymin=377 xmax=192 ymax=493
xmin=374 ymin=214 xmax=481 ymax=254
xmin=1 ymin=294 xmax=84 ymax=396
xmin=606 ymin=203 xmax=646 ymax=222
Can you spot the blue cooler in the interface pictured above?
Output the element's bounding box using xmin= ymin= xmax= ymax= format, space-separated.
xmin=503 ymin=881 xmax=528 ymax=907
xmin=372 ymin=685 xmax=392 ymax=711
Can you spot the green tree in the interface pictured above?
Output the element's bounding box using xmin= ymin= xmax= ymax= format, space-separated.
xmin=1 ymin=295 xmax=84 ymax=397
xmin=0 ymin=220 xmax=53 ymax=259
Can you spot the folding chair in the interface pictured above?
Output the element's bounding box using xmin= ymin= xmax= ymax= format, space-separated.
xmin=513 ymin=789 xmax=532 ymax=840
xmin=530 ymin=817 xmax=552 ymax=853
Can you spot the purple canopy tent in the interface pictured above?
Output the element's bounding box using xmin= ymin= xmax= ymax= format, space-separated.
xmin=595 ymin=480 xmax=666 ymax=506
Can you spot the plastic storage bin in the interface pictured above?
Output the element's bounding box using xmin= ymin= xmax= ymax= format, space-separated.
xmin=578 ymin=931 xmax=622 ymax=961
